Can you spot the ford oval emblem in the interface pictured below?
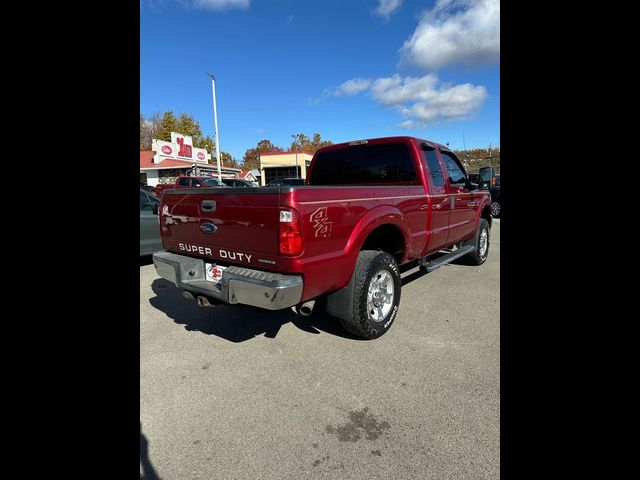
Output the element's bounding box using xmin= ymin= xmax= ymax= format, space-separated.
xmin=200 ymin=223 xmax=217 ymax=234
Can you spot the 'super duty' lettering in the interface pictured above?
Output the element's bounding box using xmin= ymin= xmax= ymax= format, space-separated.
xmin=219 ymin=250 xmax=252 ymax=263
xmin=178 ymin=243 xmax=212 ymax=256
xmin=177 ymin=244 xmax=252 ymax=263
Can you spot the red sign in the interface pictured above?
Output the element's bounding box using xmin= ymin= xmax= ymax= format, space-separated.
xmin=161 ymin=145 xmax=172 ymax=155
xmin=197 ymin=152 xmax=205 ymax=160
xmin=177 ymin=137 xmax=193 ymax=158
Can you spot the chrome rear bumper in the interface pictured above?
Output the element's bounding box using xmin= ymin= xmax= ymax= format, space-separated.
xmin=152 ymin=251 xmax=303 ymax=310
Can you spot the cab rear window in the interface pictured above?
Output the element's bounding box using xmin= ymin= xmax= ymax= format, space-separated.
xmin=308 ymin=142 xmax=416 ymax=185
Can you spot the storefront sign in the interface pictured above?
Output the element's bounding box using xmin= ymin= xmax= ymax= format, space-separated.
xmin=152 ymin=132 xmax=211 ymax=165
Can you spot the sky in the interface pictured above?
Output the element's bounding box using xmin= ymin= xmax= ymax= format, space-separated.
xmin=140 ymin=0 xmax=500 ymax=160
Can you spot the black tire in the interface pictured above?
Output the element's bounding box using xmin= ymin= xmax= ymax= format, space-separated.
xmin=338 ymin=250 xmax=402 ymax=339
xmin=464 ymin=218 xmax=490 ymax=265
xmin=490 ymin=201 xmax=501 ymax=218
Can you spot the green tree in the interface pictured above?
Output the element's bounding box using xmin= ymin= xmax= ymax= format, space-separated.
xmin=290 ymin=132 xmax=333 ymax=153
xmin=147 ymin=110 xmax=212 ymax=148
xmin=242 ymin=139 xmax=283 ymax=170
xmin=154 ymin=111 xmax=178 ymax=142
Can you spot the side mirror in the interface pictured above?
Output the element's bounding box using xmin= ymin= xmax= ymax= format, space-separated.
xmin=467 ymin=181 xmax=479 ymax=191
xmin=478 ymin=166 xmax=495 ymax=190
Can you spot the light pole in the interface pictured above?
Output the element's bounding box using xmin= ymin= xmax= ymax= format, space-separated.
xmin=291 ymin=134 xmax=300 ymax=178
xmin=206 ymin=72 xmax=222 ymax=182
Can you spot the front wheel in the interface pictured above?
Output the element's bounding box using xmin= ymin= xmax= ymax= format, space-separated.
xmin=464 ymin=218 xmax=490 ymax=265
xmin=490 ymin=201 xmax=501 ymax=217
xmin=337 ymin=250 xmax=402 ymax=339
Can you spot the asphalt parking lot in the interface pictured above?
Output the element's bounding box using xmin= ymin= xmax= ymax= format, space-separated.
xmin=140 ymin=219 xmax=500 ymax=480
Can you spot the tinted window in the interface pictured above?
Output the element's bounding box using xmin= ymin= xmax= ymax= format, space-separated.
xmin=440 ymin=151 xmax=466 ymax=186
xmin=283 ymin=178 xmax=304 ymax=185
xmin=203 ymin=178 xmax=222 ymax=187
xmin=309 ymin=142 xmax=416 ymax=185
xmin=177 ymin=177 xmax=190 ymax=186
xmin=140 ymin=191 xmax=151 ymax=211
xmin=422 ymin=149 xmax=444 ymax=187
xmin=495 ymin=175 xmax=500 ymax=186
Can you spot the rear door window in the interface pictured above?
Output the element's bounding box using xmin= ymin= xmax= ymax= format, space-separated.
xmin=421 ymin=149 xmax=445 ymax=188
xmin=309 ymin=142 xmax=416 ymax=185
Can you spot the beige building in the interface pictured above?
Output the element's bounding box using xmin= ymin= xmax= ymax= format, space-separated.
xmin=259 ymin=151 xmax=314 ymax=185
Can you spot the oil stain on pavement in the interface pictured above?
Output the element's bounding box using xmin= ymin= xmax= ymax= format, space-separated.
xmin=325 ymin=407 xmax=390 ymax=442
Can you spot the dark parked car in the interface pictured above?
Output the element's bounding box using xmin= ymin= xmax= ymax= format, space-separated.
xmin=479 ymin=167 xmax=500 ymax=217
xmin=140 ymin=188 xmax=163 ymax=256
xmin=140 ymin=184 xmax=156 ymax=195
xmin=267 ymin=177 xmax=305 ymax=186
xmin=222 ymin=178 xmax=258 ymax=188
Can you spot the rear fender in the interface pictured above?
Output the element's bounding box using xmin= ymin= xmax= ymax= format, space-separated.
xmin=346 ymin=205 xmax=412 ymax=264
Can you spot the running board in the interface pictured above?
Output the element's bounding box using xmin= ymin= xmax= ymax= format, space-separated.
xmin=418 ymin=245 xmax=475 ymax=272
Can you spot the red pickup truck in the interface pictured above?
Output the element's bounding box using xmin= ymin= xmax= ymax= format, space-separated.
xmin=153 ymin=136 xmax=492 ymax=339
xmin=155 ymin=176 xmax=226 ymax=197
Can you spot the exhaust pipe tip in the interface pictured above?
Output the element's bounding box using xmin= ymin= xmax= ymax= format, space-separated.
xmin=196 ymin=295 xmax=218 ymax=307
xmin=296 ymin=300 xmax=316 ymax=317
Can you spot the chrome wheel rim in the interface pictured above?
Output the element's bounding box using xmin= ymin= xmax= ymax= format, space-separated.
xmin=491 ymin=201 xmax=500 ymax=216
xmin=367 ymin=269 xmax=394 ymax=323
xmin=479 ymin=228 xmax=489 ymax=258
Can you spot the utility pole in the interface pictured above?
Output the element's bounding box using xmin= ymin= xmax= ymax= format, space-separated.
xmin=291 ymin=134 xmax=300 ymax=178
xmin=205 ymin=72 xmax=222 ymax=181
xmin=462 ymin=131 xmax=469 ymax=172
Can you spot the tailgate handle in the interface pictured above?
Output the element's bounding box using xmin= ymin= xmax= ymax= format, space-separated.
xmin=201 ymin=200 xmax=217 ymax=212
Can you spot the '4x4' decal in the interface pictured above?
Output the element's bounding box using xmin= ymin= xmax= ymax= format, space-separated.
xmin=310 ymin=207 xmax=332 ymax=238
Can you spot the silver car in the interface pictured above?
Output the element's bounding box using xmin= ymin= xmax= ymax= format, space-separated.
xmin=140 ymin=188 xmax=163 ymax=256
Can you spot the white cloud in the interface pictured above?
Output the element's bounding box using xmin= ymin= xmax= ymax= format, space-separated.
xmin=374 ymin=0 xmax=403 ymax=18
xmin=334 ymin=78 xmax=372 ymax=96
xmin=401 ymin=0 xmax=499 ymax=69
xmin=330 ymin=73 xmax=487 ymax=128
xmin=192 ymin=0 xmax=250 ymax=10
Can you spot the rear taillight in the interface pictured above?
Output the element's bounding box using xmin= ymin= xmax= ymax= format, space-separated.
xmin=279 ymin=209 xmax=303 ymax=256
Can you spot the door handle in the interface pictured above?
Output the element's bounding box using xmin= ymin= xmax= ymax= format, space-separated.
xmin=430 ymin=204 xmax=440 ymax=210
xmin=467 ymin=202 xmax=477 ymax=207
xmin=421 ymin=203 xmax=429 ymax=210
xmin=201 ymin=200 xmax=217 ymax=212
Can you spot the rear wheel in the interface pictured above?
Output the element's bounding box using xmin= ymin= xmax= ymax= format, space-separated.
xmin=337 ymin=250 xmax=402 ymax=339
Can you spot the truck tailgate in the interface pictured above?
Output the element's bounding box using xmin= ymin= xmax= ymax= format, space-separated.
xmin=159 ymin=187 xmax=282 ymax=267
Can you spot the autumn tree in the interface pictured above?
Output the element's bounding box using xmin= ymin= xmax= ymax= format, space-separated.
xmin=452 ymin=147 xmax=501 ymax=173
xmin=289 ymin=133 xmax=333 ymax=153
xmin=207 ymin=151 xmax=239 ymax=169
xmin=242 ymin=139 xmax=283 ymax=170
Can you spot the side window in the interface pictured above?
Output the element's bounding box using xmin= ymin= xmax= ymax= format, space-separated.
xmin=140 ymin=191 xmax=151 ymax=211
xmin=190 ymin=178 xmax=201 ymax=187
xmin=440 ymin=151 xmax=466 ymax=186
xmin=422 ymin=149 xmax=444 ymax=187
xmin=177 ymin=177 xmax=190 ymax=186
